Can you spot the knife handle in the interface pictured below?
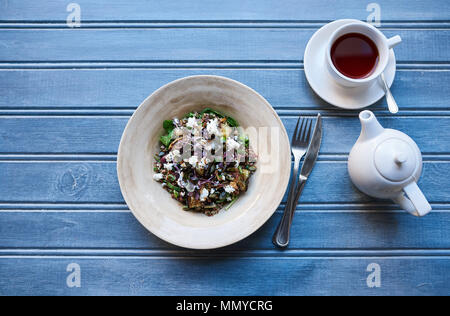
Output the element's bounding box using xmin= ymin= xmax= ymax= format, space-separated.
xmin=273 ymin=176 xmax=307 ymax=248
xmin=292 ymin=175 xmax=307 ymax=219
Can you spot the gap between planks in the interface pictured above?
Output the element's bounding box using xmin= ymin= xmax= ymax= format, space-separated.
xmin=1 ymin=248 xmax=450 ymax=259
xmin=0 ymin=61 xmax=449 ymax=70
xmin=0 ymin=153 xmax=449 ymax=162
xmin=0 ymin=21 xmax=450 ymax=29
xmin=1 ymin=112 xmax=450 ymax=117
xmin=0 ymin=203 xmax=449 ymax=213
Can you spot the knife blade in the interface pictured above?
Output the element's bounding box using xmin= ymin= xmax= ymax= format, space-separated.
xmin=292 ymin=113 xmax=323 ymax=206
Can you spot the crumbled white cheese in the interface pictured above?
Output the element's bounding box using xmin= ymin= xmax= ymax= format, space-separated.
xmin=163 ymin=163 xmax=174 ymax=171
xmin=177 ymin=172 xmax=185 ymax=187
xmin=210 ymin=188 xmax=215 ymax=195
xmin=165 ymin=149 xmax=181 ymax=163
xmin=172 ymin=149 xmax=181 ymax=157
xmin=164 ymin=152 xmax=174 ymax=162
xmin=170 ymin=149 xmax=181 ymax=162
xmin=186 ymin=155 xmax=198 ymax=167
xmin=192 ymin=127 xmax=201 ymax=137
xmin=200 ymin=188 xmax=209 ymax=201
xmin=193 ymin=137 xmax=207 ymax=150
xmin=206 ymin=118 xmax=221 ymax=136
xmin=224 ymin=185 xmax=235 ymax=193
xmin=176 ymin=171 xmax=196 ymax=193
xmin=153 ymin=173 xmax=164 ymax=181
xmin=186 ymin=117 xmax=199 ymax=129
xmin=173 ymin=127 xmax=185 ymax=137
xmin=227 ymin=138 xmax=241 ymax=151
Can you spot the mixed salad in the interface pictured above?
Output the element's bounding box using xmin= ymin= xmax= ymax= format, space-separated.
xmin=153 ymin=108 xmax=257 ymax=216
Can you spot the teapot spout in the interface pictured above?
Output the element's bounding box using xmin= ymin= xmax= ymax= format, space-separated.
xmin=358 ymin=110 xmax=384 ymax=141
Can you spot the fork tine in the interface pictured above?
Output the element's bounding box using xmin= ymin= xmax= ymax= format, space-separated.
xmin=299 ymin=118 xmax=309 ymax=142
xmin=296 ymin=118 xmax=306 ymax=142
xmin=304 ymin=118 xmax=313 ymax=143
xmin=292 ymin=117 xmax=300 ymax=143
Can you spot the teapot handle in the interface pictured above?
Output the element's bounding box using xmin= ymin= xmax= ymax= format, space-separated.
xmin=393 ymin=182 xmax=432 ymax=217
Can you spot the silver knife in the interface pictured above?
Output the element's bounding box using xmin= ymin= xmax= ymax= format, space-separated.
xmin=274 ymin=114 xmax=323 ymax=248
xmin=291 ymin=113 xmax=323 ymax=211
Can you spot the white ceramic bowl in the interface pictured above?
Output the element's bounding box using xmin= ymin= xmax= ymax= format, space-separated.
xmin=117 ymin=75 xmax=291 ymax=249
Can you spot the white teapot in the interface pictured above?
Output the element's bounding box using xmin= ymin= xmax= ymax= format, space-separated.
xmin=348 ymin=110 xmax=431 ymax=217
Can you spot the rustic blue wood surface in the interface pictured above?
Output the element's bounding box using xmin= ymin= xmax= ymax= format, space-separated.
xmin=0 ymin=0 xmax=449 ymax=296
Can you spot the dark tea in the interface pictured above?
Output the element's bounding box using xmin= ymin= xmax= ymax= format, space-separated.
xmin=330 ymin=33 xmax=379 ymax=79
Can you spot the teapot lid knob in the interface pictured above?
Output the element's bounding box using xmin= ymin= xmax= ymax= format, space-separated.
xmin=374 ymin=138 xmax=417 ymax=182
xmin=394 ymin=153 xmax=408 ymax=165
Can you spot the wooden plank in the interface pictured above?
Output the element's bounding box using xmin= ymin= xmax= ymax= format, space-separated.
xmin=0 ymin=29 xmax=448 ymax=62
xmin=0 ymin=117 xmax=127 ymax=154
xmin=1 ymin=69 xmax=449 ymax=110
xmin=0 ymin=161 xmax=446 ymax=204
xmin=0 ymin=0 xmax=449 ymax=22
xmin=0 ymin=256 xmax=448 ymax=295
xmin=1 ymin=210 xmax=449 ymax=250
xmin=0 ymin=161 xmax=120 ymax=203
xmin=0 ymin=116 xmax=448 ymax=155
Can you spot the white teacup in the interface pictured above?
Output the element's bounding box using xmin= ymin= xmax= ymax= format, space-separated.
xmin=326 ymin=22 xmax=402 ymax=88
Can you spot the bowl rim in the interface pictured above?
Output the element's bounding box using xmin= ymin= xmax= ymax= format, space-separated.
xmin=117 ymin=75 xmax=291 ymax=249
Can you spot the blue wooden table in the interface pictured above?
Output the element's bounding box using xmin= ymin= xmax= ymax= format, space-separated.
xmin=0 ymin=0 xmax=449 ymax=296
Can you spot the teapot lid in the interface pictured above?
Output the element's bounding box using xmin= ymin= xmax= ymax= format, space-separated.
xmin=374 ymin=138 xmax=417 ymax=182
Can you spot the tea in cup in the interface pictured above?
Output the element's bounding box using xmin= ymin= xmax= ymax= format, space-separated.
xmin=326 ymin=22 xmax=401 ymax=87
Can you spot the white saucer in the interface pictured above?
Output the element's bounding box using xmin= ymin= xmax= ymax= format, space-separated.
xmin=304 ymin=19 xmax=396 ymax=110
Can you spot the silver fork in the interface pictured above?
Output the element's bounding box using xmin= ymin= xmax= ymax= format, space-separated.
xmin=272 ymin=117 xmax=313 ymax=248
